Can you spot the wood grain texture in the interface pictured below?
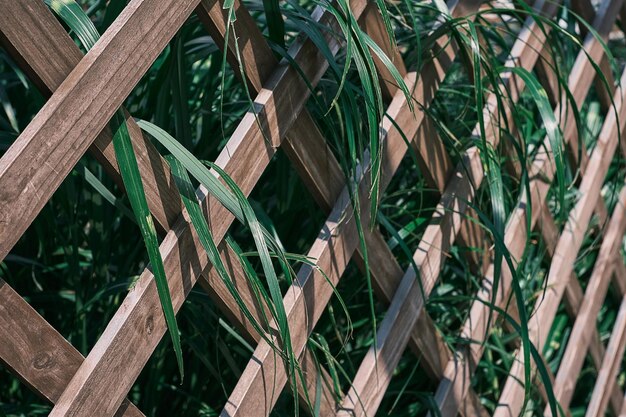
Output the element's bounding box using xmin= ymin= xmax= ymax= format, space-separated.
xmin=336 ymin=1 xmax=557 ymax=414
xmin=0 ymin=3 xmax=337 ymax=414
xmin=220 ymin=67 xmax=422 ymax=417
xmin=213 ymin=0 xmax=482 ymax=415
xmin=538 ymin=206 xmax=624 ymax=416
xmin=0 ymin=0 xmax=199 ymax=262
xmin=44 ymin=0 xmax=373 ymax=415
xmin=219 ymin=1 xmax=488 ymax=409
xmin=494 ymin=62 xmax=626 ymax=417
xmin=198 ymin=1 xmax=470 ymax=384
xmin=0 ymin=0 xmax=624 ymax=415
xmin=199 ymin=0 xmax=446 ymax=397
xmin=0 ymin=0 xmax=181 ymax=232
xmin=0 ymin=279 xmax=144 ymax=417
xmin=585 ymin=294 xmax=626 ymax=417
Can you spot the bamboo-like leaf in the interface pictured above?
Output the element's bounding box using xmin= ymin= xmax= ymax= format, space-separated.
xmin=45 ymin=0 xmax=100 ymax=51
xmin=46 ymin=0 xmax=185 ymax=379
xmin=505 ymin=66 xmax=566 ymax=218
xmin=262 ymin=0 xmax=285 ymax=47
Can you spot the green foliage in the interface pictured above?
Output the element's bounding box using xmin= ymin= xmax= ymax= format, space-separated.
xmin=1 ymin=0 xmax=626 ymax=415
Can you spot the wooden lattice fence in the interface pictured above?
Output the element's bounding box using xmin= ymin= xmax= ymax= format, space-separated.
xmin=1 ymin=0 xmax=626 ymax=415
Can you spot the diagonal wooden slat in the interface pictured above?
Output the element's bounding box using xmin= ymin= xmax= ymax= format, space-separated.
xmin=0 ymin=0 xmax=200 ymax=260
xmin=494 ymin=60 xmax=626 ymax=417
xmin=198 ymin=0 xmax=453 ymax=382
xmin=43 ymin=1 xmax=387 ymax=415
xmin=335 ymin=0 xmax=562 ymax=414
xmin=430 ymin=0 xmax=626 ymax=412
xmin=0 ymin=279 xmax=144 ymax=417
xmin=585 ymin=293 xmax=626 ymax=417
xmin=0 ymin=3 xmax=338 ymax=414
xmin=538 ymin=207 xmax=624 ymax=416
xmin=361 ymin=4 xmax=492 ymax=274
xmin=1 ymin=0 xmax=625 ymax=415
xmin=219 ymin=0 xmax=500 ymax=414
xmin=540 ymin=53 xmax=626 ymax=414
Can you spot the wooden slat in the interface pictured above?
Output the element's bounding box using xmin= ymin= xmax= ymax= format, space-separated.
xmin=0 ymin=279 xmax=144 ymax=417
xmin=1 ymin=0 xmax=624 ymax=416
xmin=220 ymin=68 xmax=420 ymax=417
xmin=436 ymin=1 xmax=626 ymax=412
xmin=335 ymin=1 xmax=558 ymax=414
xmin=0 ymin=3 xmax=338 ymax=414
xmin=198 ymin=0 xmax=449 ymax=382
xmin=584 ymin=295 xmax=626 ymax=417
xmin=363 ymin=0 xmax=490 ymax=273
xmin=544 ymin=181 xmax=626 ymax=413
xmin=0 ymin=0 xmax=200 ymax=261
xmin=0 ymin=1 xmax=178 ymax=231
xmin=571 ymin=0 xmax=618 ymax=114
xmin=493 ymin=61 xmax=626 ymax=417
xmin=538 ymin=206 xmax=624 ymax=416
xmin=43 ymin=0 xmax=375 ymax=415
xmin=337 ymin=148 xmax=484 ymax=417
xmin=219 ymin=0 xmax=493 ymax=413
xmin=359 ymin=3 xmax=407 ymax=101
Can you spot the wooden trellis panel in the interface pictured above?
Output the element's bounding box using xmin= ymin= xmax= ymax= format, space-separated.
xmin=0 ymin=0 xmax=626 ymax=415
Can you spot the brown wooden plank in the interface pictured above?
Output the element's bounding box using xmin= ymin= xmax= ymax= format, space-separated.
xmin=219 ymin=0 xmax=491 ymax=410
xmin=0 ymin=279 xmax=144 ymax=416
xmin=43 ymin=0 xmax=374 ymax=414
xmin=359 ymin=3 xmax=407 ymax=101
xmin=198 ymin=0 xmax=447 ymax=387
xmin=197 ymin=1 xmax=478 ymax=384
xmin=493 ymin=62 xmax=626 ymax=417
xmin=545 ymin=195 xmax=626 ymax=415
xmin=0 ymin=2 xmax=338 ymax=414
xmin=584 ymin=295 xmax=626 ymax=417
xmin=220 ymin=67 xmax=420 ymax=417
xmin=538 ymin=205 xmax=624 ymax=415
xmin=336 ymin=1 xmax=559 ymax=414
xmin=0 ymin=0 xmax=200 ymax=261
xmin=0 ymin=0 xmax=182 ymax=233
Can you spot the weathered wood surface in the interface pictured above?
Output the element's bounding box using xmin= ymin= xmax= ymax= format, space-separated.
xmin=43 ymin=0 xmax=377 ymax=415
xmin=432 ymin=0 xmax=626 ymax=411
xmin=200 ymin=0 xmax=453 ymax=383
xmin=336 ymin=0 xmax=560 ymax=414
xmin=0 ymin=279 xmax=145 ymax=417
xmin=0 ymin=3 xmax=338 ymax=414
xmin=584 ymin=291 xmax=626 ymax=417
xmin=0 ymin=0 xmax=200 ymax=261
xmin=219 ymin=0 xmax=497 ymax=414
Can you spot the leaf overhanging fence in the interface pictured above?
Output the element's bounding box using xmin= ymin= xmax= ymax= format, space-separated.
xmin=1 ymin=0 xmax=626 ymax=416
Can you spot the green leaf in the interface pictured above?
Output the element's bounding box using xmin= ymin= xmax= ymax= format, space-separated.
xmin=45 ymin=0 xmax=100 ymax=51
xmin=46 ymin=0 xmax=185 ymax=379
xmin=110 ymin=112 xmax=184 ymax=379
xmin=263 ymin=0 xmax=285 ymax=47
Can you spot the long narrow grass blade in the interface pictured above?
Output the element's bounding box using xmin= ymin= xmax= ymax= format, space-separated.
xmin=46 ymin=0 xmax=185 ymax=379
xmin=110 ymin=112 xmax=184 ymax=378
